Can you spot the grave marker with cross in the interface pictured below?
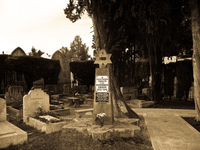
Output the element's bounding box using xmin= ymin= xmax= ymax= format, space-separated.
xmin=93 ymin=49 xmax=114 ymax=125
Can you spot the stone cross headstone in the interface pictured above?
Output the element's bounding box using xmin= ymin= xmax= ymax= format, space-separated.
xmin=0 ymin=98 xmax=6 ymax=121
xmin=23 ymin=88 xmax=49 ymax=122
xmin=93 ymin=49 xmax=114 ymax=125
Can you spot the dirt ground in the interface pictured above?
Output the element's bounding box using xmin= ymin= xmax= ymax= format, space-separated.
xmin=2 ymin=116 xmax=153 ymax=150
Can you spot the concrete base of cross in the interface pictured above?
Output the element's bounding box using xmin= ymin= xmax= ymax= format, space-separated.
xmin=62 ymin=117 xmax=140 ymax=141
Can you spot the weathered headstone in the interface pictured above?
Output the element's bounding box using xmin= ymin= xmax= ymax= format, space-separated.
xmin=93 ymin=49 xmax=114 ymax=125
xmin=120 ymin=87 xmax=138 ymax=100
xmin=0 ymin=98 xmax=6 ymax=121
xmin=5 ymin=86 xmax=23 ymax=105
xmin=23 ymin=88 xmax=49 ymax=122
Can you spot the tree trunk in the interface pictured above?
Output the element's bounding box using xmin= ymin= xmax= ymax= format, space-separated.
xmin=109 ymin=64 xmax=139 ymax=118
xmin=92 ymin=14 xmax=139 ymax=119
xmin=146 ymin=37 xmax=162 ymax=102
xmin=190 ymin=0 xmax=200 ymax=122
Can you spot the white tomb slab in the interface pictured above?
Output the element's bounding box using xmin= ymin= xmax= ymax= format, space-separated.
xmin=0 ymin=98 xmax=27 ymax=149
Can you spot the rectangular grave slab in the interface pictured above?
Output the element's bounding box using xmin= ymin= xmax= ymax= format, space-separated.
xmin=0 ymin=121 xmax=27 ymax=149
xmin=25 ymin=117 xmax=67 ymax=134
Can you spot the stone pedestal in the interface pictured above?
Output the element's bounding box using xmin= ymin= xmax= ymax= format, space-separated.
xmin=93 ymin=68 xmax=114 ymax=125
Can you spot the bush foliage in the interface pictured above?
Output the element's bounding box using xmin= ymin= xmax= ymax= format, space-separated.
xmin=70 ymin=61 xmax=95 ymax=86
xmin=0 ymin=55 xmax=60 ymax=91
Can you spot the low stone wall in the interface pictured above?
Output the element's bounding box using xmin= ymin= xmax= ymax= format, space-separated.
xmin=25 ymin=117 xmax=68 ymax=134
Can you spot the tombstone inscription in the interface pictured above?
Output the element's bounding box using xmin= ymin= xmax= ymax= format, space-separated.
xmin=95 ymin=75 xmax=109 ymax=102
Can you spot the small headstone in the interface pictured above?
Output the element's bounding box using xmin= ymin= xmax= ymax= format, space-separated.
xmin=63 ymin=84 xmax=70 ymax=94
xmin=23 ymin=88 xmax=49 ymax=122
xmin=0 ymin=98 xmax=6 ymax=121
xmin=120 ymin=87 xmax=138 ymax=100
xmin=6 ymin=86 xmax=23 ymax=105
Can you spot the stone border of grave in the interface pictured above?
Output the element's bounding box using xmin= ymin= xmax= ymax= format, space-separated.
xmin=7 ymin=106 xmax=23 ymax=121
xmin=25 ymin=116 xmax=69 ymax=134
xmin=127 ymin=99 xmax=155 ymax=108
xmin=62 ymin=117 xmax=140 ymax=141
xmin=0 ymin=98 xmax=27 ymax=149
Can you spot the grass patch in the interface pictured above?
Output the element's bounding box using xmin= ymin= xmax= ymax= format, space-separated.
xmin=148 ymin=99 xmax=195 ymax=109
xmin=182 ymin=117 xmax=200 ymax=132
xmin=3 ymin=116 xmax=152 ymax=150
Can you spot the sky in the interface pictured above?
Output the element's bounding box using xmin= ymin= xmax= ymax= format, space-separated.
xmin=0 ymin=0 xmax=93 ymax=58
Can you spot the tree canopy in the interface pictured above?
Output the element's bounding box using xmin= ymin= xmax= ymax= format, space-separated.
xmin=28 ymin=46 xmax=44 ymax=57
xmin=70 ymin=61 xmax=95 ymax=86
xmin=70 ymin=35 xmax=90 ymax=61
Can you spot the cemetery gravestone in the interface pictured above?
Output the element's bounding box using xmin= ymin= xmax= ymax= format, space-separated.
xmin=23 ymin=88 xmax=49 ymax=122
xmin=93 ymin=49 xmax=114 ymax=125
xmin=0 ymin=98 xmax=6 ymax=121
xmin=120 ymin=87 xmax=138 ymax=100
xmin=5 ymin=86 xmax=23 ymax=105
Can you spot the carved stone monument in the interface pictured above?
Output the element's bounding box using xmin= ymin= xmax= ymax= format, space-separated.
xmin=93 ymin=49 xmax=114 ymax=125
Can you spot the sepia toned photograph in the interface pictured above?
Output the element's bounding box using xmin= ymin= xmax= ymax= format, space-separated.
xmin=0 ymin=0 xmax=200 ymax=149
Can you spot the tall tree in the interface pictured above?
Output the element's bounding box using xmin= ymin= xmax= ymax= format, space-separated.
xmin=132 ymin=0 xmax=186 ymax=102
xmin=190 ymin=0 xmax=200 ymax=121
xmin=64 ymin=0 xmax=139 ymax=118
xmin=70 ymin=35 xmax=90 ymax=61
xmin=29 ymin=46 xmax=44 ymax=57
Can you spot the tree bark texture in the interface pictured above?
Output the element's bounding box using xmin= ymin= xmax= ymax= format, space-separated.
xmin=146 ymin=36 xmax=162 ymax=102
xmin=191 ymin=0 xmax=200 ymax=121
